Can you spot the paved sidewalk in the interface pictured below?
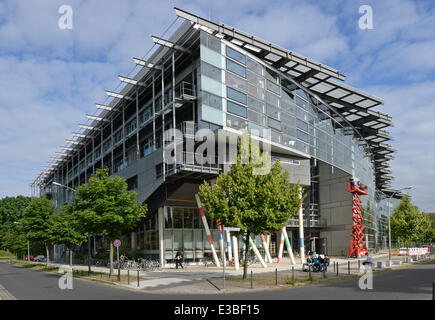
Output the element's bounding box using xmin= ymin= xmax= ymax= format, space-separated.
xmin=8 ymin=252 xmax=424 ymax=294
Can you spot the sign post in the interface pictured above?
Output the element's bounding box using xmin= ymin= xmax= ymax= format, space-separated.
xmin=114 ymin=240 xmax=121 ymax=282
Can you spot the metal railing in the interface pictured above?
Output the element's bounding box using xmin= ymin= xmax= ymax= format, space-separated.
xmin=175 ymin=81 xmax=196 ymax=100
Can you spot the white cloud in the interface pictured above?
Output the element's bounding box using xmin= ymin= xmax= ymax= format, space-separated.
xmin=0 ymin=0 xmax=434 ymax=214
xmin=367 ymin=81 xmax=435 ymax=212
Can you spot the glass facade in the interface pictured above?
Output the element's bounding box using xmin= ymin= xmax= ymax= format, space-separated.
xmin=198 ymin=31 xmax=397 ymax=252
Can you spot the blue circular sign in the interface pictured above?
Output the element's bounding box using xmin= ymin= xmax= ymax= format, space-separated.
xmin=113 ymin=240 xmax=121 ymax=247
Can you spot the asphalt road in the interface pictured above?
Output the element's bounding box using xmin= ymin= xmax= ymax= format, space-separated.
xmin=1 ymin=260 xmax=434 ymax=300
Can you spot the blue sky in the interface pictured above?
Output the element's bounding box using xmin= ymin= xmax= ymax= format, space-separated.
xmin=0 ymin=0 xmax=434 ymax=211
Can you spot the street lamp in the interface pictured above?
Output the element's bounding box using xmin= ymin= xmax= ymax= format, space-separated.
xmin=52 ymin=182 xmax=92 ymax=275
xmin=386 ymin=186 xmax=412 ymax=263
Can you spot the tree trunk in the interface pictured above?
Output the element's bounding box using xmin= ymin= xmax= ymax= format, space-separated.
xmin=109 ymin=240 xmax=114 ymax=275
xmin=242 ymin=231 xmax=250 ymax=280
xmin=45 ymin=244 xmax=50 ymax=266
xmin=70 ymin=247 xmax=73 ymax=268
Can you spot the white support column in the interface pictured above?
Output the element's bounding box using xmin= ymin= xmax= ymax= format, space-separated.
xmin=195 ymin=194 xmax=220 ymax=267
xmin=248 ymin=236 xmax=267 ymax=268
xmin=226 ymin=230 xmax=233 ymax=265
xmin=282 ymin=227 xmax=296 ymax=265
xmin=261 ymin=234 xmax=273 ymax=264
xmin=277 ymin=230 xmax=284 ymax=263
xmin=299 ymin=188 xmax=305 ymax=264
xmin=232 ymin=235 xmax=239 ymax=271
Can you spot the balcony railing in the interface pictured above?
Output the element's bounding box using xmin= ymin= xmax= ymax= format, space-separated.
xmin=165 ymin=151 xmax=222 ymax=177
xmin=287 ymin=218 xmax=326 ymax=228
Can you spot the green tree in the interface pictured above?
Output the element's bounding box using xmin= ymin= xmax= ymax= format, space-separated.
xmin=0 ymin=196 xmax=31 ymax=251
xmin=423 ymin=213 xmax=435 ymax=244
xmin=67 ymin=168 xmax=148 ymax=274
xmin=2 ymin=223 xmax=28 ymax=259
xmin=199 ymin=132 xmax=301 ymax=279
xmin=21 ymin=197 xmax=55 ymax=265
xmin=390 ymin=195 xmax=431 ymax=247
xmin=48 ymin=206 xmax=88 ymax=267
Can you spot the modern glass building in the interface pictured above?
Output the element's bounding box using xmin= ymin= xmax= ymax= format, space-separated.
xmin=31 ymin=8 xmax=402 ymax=263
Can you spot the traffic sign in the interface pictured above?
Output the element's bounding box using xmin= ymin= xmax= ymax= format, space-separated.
xmin=113 ymin=239 xmax=121 ymax=247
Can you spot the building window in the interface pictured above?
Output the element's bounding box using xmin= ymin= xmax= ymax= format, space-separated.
xmin=226 ymin=58 xmax=246 ymax=78
xmin=266 ymin=104 xmax=280 ymax=120
xmin=141 ymin=106 xmax=152 ymax=123
xmin=140 ymin=136 xmax=154 ymax=157
xmin=202 ymin=61 xmax=222 ymax=82
xmin=113 ymin=129 xmax=123 ymax=145
xmin=126 ymin=118 xmax=137 ymax=135
xmin=226 ymin=46 xmax=246 ymax=64
xmin=297 ymin=119 xmax=309 ymax=132
xmin=267 ymin=80 xmax=280 ymax=96
xmin=227 ymin=101 xmax=247 ymax=118
xmin=226 ymin=113 xmax=248 ymax=131
xmin=227 ymin=87 xmax=247 ymax=105
xmin=268 ymin=117 xmax=281 ymax=131
xmin=297 ymin=129 xmax=309 ymax=143
xmin=295 ymin=96 xmax=308 ymax=110
xmin=201 ymin=92 xmax=222 ymax=110
xmin=103 ymin=139 xmax=111 ymax=153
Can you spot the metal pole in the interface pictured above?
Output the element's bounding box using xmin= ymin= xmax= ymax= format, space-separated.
xmin=137 ymin=270 xmax=140 ymax=287
xmin=388 ymin=196 xmax=392 ymax=263
xmin=88 ymin=234 xmax=91 ymax=275
xmin=275 ymin=268 xmax=278 ymax=285
xmin=128 ymin=269 xmax=130 ymax=285
xmin=348 ymin=260 xmax=350 ymax=275
xmin=27 ymin=239 xmax=30 ymax=262
xmin=117 ymin=246 xmax=120 ymax=282
xmin=250 ymin=270 xmax=253 ymax=289
xmin=223 ymin=234 xmax=226 ymax=290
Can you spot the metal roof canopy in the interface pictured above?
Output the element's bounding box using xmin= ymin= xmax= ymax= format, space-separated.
xmin=173 ymin=7 xmax=394 ymax=191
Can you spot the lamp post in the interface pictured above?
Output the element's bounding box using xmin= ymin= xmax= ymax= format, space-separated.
xmin=385 ymin=186 xmax=412 ymax=263
xmin=53 ymin=182 xmax=92 ymax=275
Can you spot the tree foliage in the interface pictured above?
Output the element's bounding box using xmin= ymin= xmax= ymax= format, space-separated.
xmin=68 ymin=168 xmax=148 ymax=239
xmin=48 ymin=206 xmax=88 ymax=266
xmin=65 ymin=168 xmax=148 ymax=272
xmin=390 ymin=195 xmax=432 ymax=247
xmin=21 ymin=196 xmax=56 ymax=264
xmin=199 ymin=132 xmax=301 ymax=278
xmin=0 ymin=196 xmax=31 ymax=250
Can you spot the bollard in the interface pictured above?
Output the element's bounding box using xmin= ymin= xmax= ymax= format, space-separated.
xmin=251 ymin=270 xmax=253 ymax=289
xmin=358 ymin=260 xmax=361 ymax=270
xmin=128 ymin=269 xmax=130 ymax=285
xmin=275 ymin=268 xmax=278 ymax=285
xmin=333 ymin=261 xmax=336 ymax=273
xmin=348 ymin=261 xmax=350 ymax=275
xmin=309 ymin=266 xmax=312 ymax=280
xmin=323 ymin=266 xmax=326 ymax=279
xmin=137 ymin=270 xmax=140 ymax=287
xmin=292 ymin=266 xmax=295 ymax=282
xmin=336 ymin=262 xmax=339 ymax=276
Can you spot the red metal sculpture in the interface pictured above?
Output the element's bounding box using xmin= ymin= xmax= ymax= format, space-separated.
xmin=347 ymin=178 xmax=368 ymax=257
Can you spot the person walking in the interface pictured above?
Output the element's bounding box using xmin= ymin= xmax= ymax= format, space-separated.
xmin=322 ymin=254 xmax=330 ymax=272
xmin=175 ymin=250 xmax=184 ymax=269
